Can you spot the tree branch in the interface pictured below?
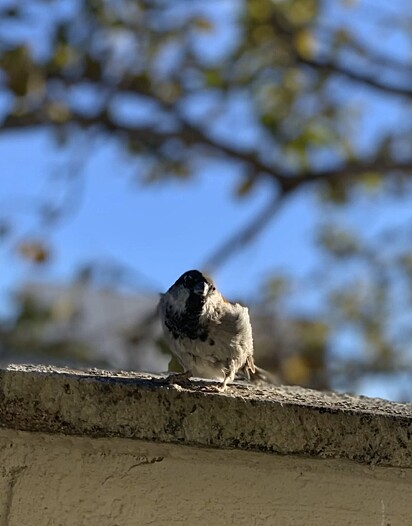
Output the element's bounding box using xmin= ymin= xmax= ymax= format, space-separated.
xmin=3 ymin=107 xmax=412 ymax=193
xmin=266 ymin=12 xmax=412 ymax=99
xmin=315 ymin=24 xmax=412 ymax=77
xmin=203 ymin=190 xmax=288 ymax=272
xmin=300 ymin=158 xmax=412 ymax=184
xmin=299 ymin=56 xmax=412 ymax=99
xmin=1 ymin=107 xmax=295 ymax=188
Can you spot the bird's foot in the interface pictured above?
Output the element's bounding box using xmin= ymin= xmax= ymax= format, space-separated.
xmin=202 ymin=381 xmax=228 ymax=393
xmin=155 ymin=371 xmax=192 ymax=386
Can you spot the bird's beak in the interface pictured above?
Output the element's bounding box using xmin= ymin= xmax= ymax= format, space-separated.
xmin=193 ymin=281 xmax=208 ymax=296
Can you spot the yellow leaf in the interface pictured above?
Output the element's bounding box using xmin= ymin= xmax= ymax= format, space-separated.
xmin=252 ymin=24 xmax=275 ymax=43
xmin=294 ymin=29 xmax=315 ymax=59
xmin=17 ymin=241 xmax=50 ymax=264
xmin=286 ymin=1 xmax=316 ymax=25
xmin=53 ymin=44 xmax=76 ymax=68
xmin=249 ymin=0 xmax=272 ymax=22
xmin=361 ymin=172 xmax=382 ymax=190
xmin=193 ymin=17 xmax=214 ymax=32
xmin=47 ymin=102 xmax=71 ymax=123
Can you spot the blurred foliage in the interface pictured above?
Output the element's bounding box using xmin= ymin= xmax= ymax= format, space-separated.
xmin=0 ymin=292 xmax=103 ymax=365
xmin=1 ymin=0 xmax=412 ymax=396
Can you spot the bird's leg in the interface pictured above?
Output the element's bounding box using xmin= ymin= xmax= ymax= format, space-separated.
xmin=201 ymin=371 xmax=235 ymax=393
xmin=217 ymin=377 xmax=231 ymax=392
xmin=217 ymin=364 xmax=237 ymax=392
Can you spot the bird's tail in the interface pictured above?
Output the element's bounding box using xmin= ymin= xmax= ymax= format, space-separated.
xmin=238 ymin=364 xmax=280 ymax=386
xmin=249 ymin=365 xmax=280 ymax=385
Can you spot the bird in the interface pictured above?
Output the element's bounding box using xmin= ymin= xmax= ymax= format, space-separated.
xmin=158 ymin=269 xmax=266 ymax=390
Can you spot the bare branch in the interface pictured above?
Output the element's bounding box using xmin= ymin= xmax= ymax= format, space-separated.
xmin=266 ymin=11 xmax=412 ymax=99
xmin=203 ymin=190 xmax=289 ymax=272
xmin=315 ymin=24 xmax=412 ymax=77
xmin=299 ymin=56 xmax=412 ymax=99
xmin=174 ymin=115 xmax=293 ymax=188
xmin=300 ymin=158 xmax=412 ymax=184
xmin=1 ymin=107 xmax=294 ymax=188
xmin=3 ymin=107 xmax=412 ymax=195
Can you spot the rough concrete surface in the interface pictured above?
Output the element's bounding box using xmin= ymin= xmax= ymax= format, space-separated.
xmin=1 ymin=365 xmax=412 ymax=525
xmin=0 ymin=364 xmax=412 ymax=467
xmin=0 ymin=429 xmax=411 ymax=526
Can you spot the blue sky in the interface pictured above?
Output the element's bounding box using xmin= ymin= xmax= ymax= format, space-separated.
xmin=0 ymin=128 xmax=319 ymax=302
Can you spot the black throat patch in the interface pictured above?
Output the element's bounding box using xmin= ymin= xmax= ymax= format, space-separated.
xmin=165 ymin=291 xmax=209 ymax=341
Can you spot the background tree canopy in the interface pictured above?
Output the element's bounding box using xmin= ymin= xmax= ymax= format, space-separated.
xmin=1 ymin=0 xmax=412 ymax=399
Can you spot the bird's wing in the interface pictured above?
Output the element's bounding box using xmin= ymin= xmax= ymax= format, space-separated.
xmin=218 ymin=302 xmax=252 ymax=334
xmin=211 ymin=303 xmax=254 ymax=364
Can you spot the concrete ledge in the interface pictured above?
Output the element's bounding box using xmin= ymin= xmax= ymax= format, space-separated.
xmin=1 ymin=364 xmax=412 ymax=468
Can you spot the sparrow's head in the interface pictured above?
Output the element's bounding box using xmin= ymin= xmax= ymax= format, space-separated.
xmin=171 ymin=269 xmax=214 ymax=298
xmin=160 ymin=271 xmax=218 ymax=340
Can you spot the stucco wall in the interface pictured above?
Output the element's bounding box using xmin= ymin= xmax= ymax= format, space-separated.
xmin=0 ymin=365 xmax=412 ymax=525
xmin=1 ymin=429 xmax=411 ymax=526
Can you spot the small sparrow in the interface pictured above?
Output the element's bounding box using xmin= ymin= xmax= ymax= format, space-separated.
xmin=158 ymin=269 xmax=258 ymax=390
